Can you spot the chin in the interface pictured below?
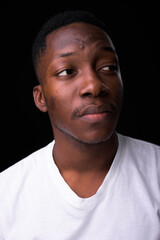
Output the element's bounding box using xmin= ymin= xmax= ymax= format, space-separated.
xmin=87 ymin=136 xmax=114 ymax=145
xmin=77 ymin=138 xmax=109 ymax=145
xmin=54 ymin=122 xmax=116 ymax=145
xmin=71 ymin=129 xmax=116 ymax=145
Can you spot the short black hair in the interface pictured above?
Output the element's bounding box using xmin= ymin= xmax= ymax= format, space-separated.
xmin=32 ymin=10 xmax=112 ymax=71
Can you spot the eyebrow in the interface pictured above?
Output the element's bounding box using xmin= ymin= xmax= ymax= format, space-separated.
xmin=58 ymin=52 xmax=76 ymax=58
xmin=100 ymin=46 xmax=116 ymax=53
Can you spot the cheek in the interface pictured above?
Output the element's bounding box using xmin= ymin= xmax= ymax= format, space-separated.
xmin=43 ymin=79 xmax=76 ymax=125
xmin=116 ymin=82 xmax=123 ymax=103
xmin=108 ymin=77 xmax=123 ymax=105
xmin=46 ymin=92 xmax=72 ymax=127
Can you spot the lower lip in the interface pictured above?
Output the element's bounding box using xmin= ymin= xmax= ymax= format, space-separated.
xmin=80 ymin=112 xmax=110 ymax=123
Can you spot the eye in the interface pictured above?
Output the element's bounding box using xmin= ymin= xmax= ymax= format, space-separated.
xmin=101 ymin=65 xmax=118 ymax=72
xmin=57 ymin=69 xmax=73 ymax=76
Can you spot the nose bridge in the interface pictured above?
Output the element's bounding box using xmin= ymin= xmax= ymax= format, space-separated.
xmin=78 ymin=66 xmax=108 ymax=97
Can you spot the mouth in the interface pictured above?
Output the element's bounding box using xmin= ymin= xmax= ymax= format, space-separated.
xmin=77 ymin=104 xmax=113 ymax=123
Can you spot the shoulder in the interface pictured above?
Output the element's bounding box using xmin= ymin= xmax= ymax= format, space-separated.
xmin=0 ymin=141 xmax=54 ymax=236
xmin=0 ymin=141 xmax=54 ymax=188
xmin=118 ymin=133 xmax=160 ymax=182
xmin=118 ymin=133 xmax=160 ymax=158
xmin=118 ymin=133 xmax=160 ymax=176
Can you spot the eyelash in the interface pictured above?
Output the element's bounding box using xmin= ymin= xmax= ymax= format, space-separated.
xmin=57 ymin=69 xmax=74 ymax=76
xmin=56 ymin=64 xmax=118 ymax=77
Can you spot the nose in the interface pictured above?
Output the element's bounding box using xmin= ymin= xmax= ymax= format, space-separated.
xmin=78 ymin=68 xmax=109 ymax=98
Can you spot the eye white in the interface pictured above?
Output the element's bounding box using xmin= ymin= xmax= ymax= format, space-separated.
xmin=57 ymin=69 xmax=73 ymax=76
xmin=58 ymin=70 xmax=68 ymax=76
xmin=102 ymin=66 xmax=111 ymax=71
xmin=101 ymin=65 xmax=118 ymax=72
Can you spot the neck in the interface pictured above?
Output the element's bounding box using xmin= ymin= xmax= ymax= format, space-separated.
xmin=53 ymin=131 xmax=118 ymax=174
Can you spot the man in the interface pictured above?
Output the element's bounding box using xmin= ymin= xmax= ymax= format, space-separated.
xmin=0 ymin=10 xmax=160 ymax=239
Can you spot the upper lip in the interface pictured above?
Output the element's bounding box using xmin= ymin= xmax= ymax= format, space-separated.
xmin=79 ymin=104 xmax=112 ymax=117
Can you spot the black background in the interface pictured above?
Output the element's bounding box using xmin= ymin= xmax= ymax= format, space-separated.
xmin=1 ymin=3 xmax=160 ymax=171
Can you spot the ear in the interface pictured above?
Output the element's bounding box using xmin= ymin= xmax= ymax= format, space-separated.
xmin=33 ymin=85 xmax=48 ymax=112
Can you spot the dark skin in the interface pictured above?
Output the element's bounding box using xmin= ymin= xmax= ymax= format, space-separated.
xmin=33 ymin=23 xmax=123 ymax=198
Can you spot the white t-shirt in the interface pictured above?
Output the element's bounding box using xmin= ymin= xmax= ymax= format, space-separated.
xmin=0 ymin=134 xmax=160 ymax=239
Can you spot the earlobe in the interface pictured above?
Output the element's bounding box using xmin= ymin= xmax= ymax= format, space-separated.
xmin=33 ymin=85 xmax=48 ymax=112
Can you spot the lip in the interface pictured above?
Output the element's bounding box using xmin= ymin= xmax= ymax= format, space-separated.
xmin=81 ymin=112 xmax=110 ymax=122
xmin=79 ymin=104 xmax=112 ymax=122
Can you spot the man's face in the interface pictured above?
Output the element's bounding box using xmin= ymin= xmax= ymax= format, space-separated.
xmin=35 ymin=23 xmax=123 ymax=144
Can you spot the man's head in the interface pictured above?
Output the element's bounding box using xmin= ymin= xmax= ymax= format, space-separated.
xmin=32 ymin=11 xmax=111 ymax=77
xmin=32 ymin=11 xmax=123 ymax=145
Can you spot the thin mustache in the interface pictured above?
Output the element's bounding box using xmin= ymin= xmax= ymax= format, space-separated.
xmin=71 ymin=103 xmax=116 ymax=120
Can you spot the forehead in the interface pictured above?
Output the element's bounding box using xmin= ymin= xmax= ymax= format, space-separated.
xmin=37 ymin=23 xmax=115 ymax=82
xmin=46 ymin=22 xmax=114 ymax=55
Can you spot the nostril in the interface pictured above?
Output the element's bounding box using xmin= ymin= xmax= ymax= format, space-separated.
xmin=79 ymin=76 xmax=109 ymax=98
xmin=82 ymin=92 xmax=92 ymax=97
xmin=99 ymin=90 xmax=108 ymax=97
xmin=81 ymin=90 xmax=108 ymax=98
